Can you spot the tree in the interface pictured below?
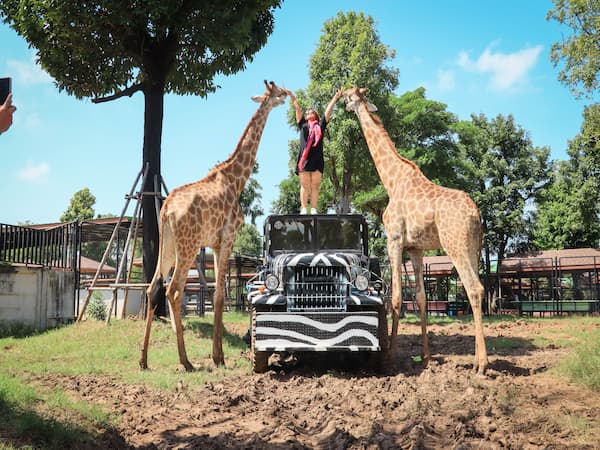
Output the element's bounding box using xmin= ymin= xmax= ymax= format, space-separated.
xmin=350 ymin=88 xmax=463 ymax=230
xmin=276 ymin=12 xmax=399 ymax=214
xmin=232 ymin=224 xmax=262 ymax=257
xmin=547 ymin=0 xmax=600 ymax=98
xmin=455 ymin=113 xmax=551 ymax=270
xmin=1 ymin=1 xmax=281 ymax=315
xmin=271 ymin=176 xmax=301 ymax=215
xmin=533 ymin=104 xmax=600 ymax=248
xmin=239 ymin=163 xmax=264 ymax=226
xmin=60 ymin=188 xmax=96 ymax=222
xmin=387 ymin=88 xmax=462 ymax=189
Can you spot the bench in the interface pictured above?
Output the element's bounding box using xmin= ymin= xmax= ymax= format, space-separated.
xmin=447 ymin=301 xmax=469 ymax=316
xmin=403 ymin=300 xmax=446 ymax=314
xmin=519 ymin=300 xmax=597 ymax=316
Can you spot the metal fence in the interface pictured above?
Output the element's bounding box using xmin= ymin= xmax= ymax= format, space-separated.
xmin=0 ymin=222 xmax=78 ymax=269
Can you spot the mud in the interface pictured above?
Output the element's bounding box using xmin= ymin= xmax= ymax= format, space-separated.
xmin=23 ymin=320 xmax=600 ymax=449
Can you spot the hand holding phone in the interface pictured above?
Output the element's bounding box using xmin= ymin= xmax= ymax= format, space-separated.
xmin=0 ymin=77 xmax=11 ymax=105
xmin=0 ymin=77 xmax=16 ymax=133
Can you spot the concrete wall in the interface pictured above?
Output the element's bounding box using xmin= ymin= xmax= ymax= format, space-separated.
xmin=0 ymin=265 xmax=75 ymax=330
xmin=79 ymin=288 xmax=143 ymax=319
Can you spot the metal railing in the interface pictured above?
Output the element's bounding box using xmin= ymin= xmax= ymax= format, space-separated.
xmin=0 ymin=223 xmax=78 ymax=269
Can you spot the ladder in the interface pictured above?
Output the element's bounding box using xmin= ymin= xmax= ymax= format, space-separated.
xmin=76 ymin=164 xmax=168 ymax=324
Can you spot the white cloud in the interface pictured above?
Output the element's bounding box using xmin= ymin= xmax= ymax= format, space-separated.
xmin=457 ymin=44 xmax=543 ymax=91
xmin=17 ymin=161 xmax=50 ymax=182
xmin=7 ymin=54 xmax=53 ymax=85
xmin=435 ymin=69 xmax=455 ymax=91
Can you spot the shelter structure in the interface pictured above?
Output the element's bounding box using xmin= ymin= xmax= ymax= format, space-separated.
xmin=496 ymin=248 xmax=600 ymax=315
xmin=1 ymin=215 xmax=260 ymax=324
xmin=401 ymin=255 xmax=469 ymax=315
xmin=400 ymin=248 xmax=600 ymax=316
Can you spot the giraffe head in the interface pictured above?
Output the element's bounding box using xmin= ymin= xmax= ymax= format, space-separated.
xmin=251 ymin=80 xmax=288 ymax=106
xmin=343 ymin=87 xmax=378 ymax=114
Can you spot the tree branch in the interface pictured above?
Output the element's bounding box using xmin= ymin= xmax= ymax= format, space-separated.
xmin=92 ymin=83 xmax=144 ymax=103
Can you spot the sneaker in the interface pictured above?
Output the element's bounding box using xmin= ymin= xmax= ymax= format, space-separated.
xmin=311 ymin=208 xmax=317 ymax=214
xmin=300 ymin=207 xmax=307 ymax=214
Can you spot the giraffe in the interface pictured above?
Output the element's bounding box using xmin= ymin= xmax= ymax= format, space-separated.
xmin=343 ymin=87 xmax=488 ymax=376
xmin=139 ymin=81 xmax=287 ymax=371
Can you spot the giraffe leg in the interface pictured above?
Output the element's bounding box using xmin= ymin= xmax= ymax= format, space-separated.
xmin=387 ymin=238 xmax=403 ymax=360
xmin=464 ymin=274 xmax=488 ymax=376
xmin=139 ymin=273 xmax=163 ymax=370
xmin=211 ymin=242 xmax=233 ymax=367
xmin=167 ymin=261 xmax=195 ymax=372
xmin=449 ymin=256 xmax=488 ymax=376
xmin=409 ymin=250 xmax=430 ymax=366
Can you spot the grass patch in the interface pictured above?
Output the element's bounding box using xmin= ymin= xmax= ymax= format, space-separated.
xmin=0 ymin=323 xmax=39 ymax=339
xmin=0 ymin=312 xmax=251 ymax=448
xmin=488 ymin=336 xmax=524 ymax=351
xmin=0 ymin=372 xmax=115 ymax=449
xmin=554 ymin=325 xmax=600 ymax=392
xmin=0 ymin=312 xmax=252 ymax=390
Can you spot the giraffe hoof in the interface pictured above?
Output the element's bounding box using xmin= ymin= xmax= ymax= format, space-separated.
xmin=183 ymin=362 xmax=195 ymax=372
xmin=139 ymin=361 xmax=148 ymax=370
xmin=212 ymin=353 xmax=225 ymax=366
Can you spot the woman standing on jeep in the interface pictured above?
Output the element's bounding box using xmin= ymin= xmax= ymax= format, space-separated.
xmin=286 ymin=88 xmax=342 ymax=214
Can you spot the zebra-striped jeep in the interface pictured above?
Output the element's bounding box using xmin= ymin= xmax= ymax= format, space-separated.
xmin=247 ymin=214 xmax=388 ymax=372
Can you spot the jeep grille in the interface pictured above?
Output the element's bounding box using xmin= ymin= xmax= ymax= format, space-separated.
xmin=286 ymin=266 xmax=347 ymax=310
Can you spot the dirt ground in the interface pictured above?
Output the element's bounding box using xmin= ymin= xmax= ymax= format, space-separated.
xmin=25 ymin=319 xmax=600 ymax=449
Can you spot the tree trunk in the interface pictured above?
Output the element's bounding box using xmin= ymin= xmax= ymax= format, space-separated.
xmin=142 ymin=84 xmax=166 ymax=317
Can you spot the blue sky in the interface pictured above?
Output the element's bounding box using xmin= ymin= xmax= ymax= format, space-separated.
xmin=0 ymin=1 xmax=591 ymax=226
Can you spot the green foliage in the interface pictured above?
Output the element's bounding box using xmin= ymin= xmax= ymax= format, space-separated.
xmin=60 ymin=188 xmax=96 ymax=222
xmin=547 ymin=0 xmax=600 ymax=98
xmin=455 ymin=113 xmax=551 ymax=261
xmin=0 ymin=372 xmax=115 ymax=449
xmin=233 ymin=223 xmax=262 ymax=257
xmin=0 ymin=1 xmax=282 ymax=100
xmin=239 ymin=162 xmax=264 ymax=225
xmin=0 ymin=323 xmax=38 ymax=339
xmin=0 ymin=1 xmax=282 ymax=297
xmin=275 ymin=11 xmax=399 ymax=214
xmin=0 ymin=314 xmax=250 ymax=388
xmin=533 ymin=104 xmax=600 ymax=248
xmin=388 ymin=87 xmax=462 ymax=188
xmin=555 ymin=324 xmax=600 ymax=392
xmin=86 ymin=293 xmax=107 ymax=321
xmin=272 ymin=176 xmax=301 ymax=214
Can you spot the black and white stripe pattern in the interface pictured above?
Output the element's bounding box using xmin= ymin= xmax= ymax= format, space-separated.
xmin=254 ymin=311 xmax=381 ymax=352
xmin=272 ymin=252 xmax=361 ymax=273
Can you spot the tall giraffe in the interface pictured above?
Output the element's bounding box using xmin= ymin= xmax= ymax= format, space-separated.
xmin=140 ymin=81 xmax=287 ymax=371
xmin=343 ymin=87 xmax=488 ymax=376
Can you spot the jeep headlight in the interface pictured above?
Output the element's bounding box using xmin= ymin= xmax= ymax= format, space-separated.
xmin=353 ymin=274 xmax=369 ymax=291
xmin=264 ymin=273 xmax=279 ymax=291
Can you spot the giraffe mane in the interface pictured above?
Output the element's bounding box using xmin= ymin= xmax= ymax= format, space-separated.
xmin=364 ymin=106 xmax=427 ymax=178
xmin=205 ymin=96 xmax=268 ymax=178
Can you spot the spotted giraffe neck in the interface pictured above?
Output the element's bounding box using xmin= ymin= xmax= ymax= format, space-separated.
xmin=212 ymin=98 xmax=275 ymax=195
xmin=355 ymin=102 xmax=428 ymax=194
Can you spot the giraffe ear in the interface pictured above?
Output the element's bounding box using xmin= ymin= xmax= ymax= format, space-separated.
xmin=367 ymin=102 xmax=378 ymax=112
xmin=252 ymin=95 xmax=265 ymax=103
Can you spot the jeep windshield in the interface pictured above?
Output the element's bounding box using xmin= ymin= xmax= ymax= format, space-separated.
xmin=266 ymin=215 xmax=366 ymax=255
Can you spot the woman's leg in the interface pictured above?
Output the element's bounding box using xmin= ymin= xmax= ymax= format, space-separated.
xmin=299 ymin=171 xmax=311 ymax=213
xmin=310 ymin=171 xmax=322 ymax=211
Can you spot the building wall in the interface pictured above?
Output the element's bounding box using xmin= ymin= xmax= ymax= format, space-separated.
xmin=0 ymin=265 xmax=75 ymax=330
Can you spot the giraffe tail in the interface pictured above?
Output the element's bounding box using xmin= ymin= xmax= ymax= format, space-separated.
xmin=148 ymin=276 xmax=166 ymax=311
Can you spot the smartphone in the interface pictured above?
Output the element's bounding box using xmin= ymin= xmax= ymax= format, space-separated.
xmin=0 ymin=77 xmax=12 ymax=105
